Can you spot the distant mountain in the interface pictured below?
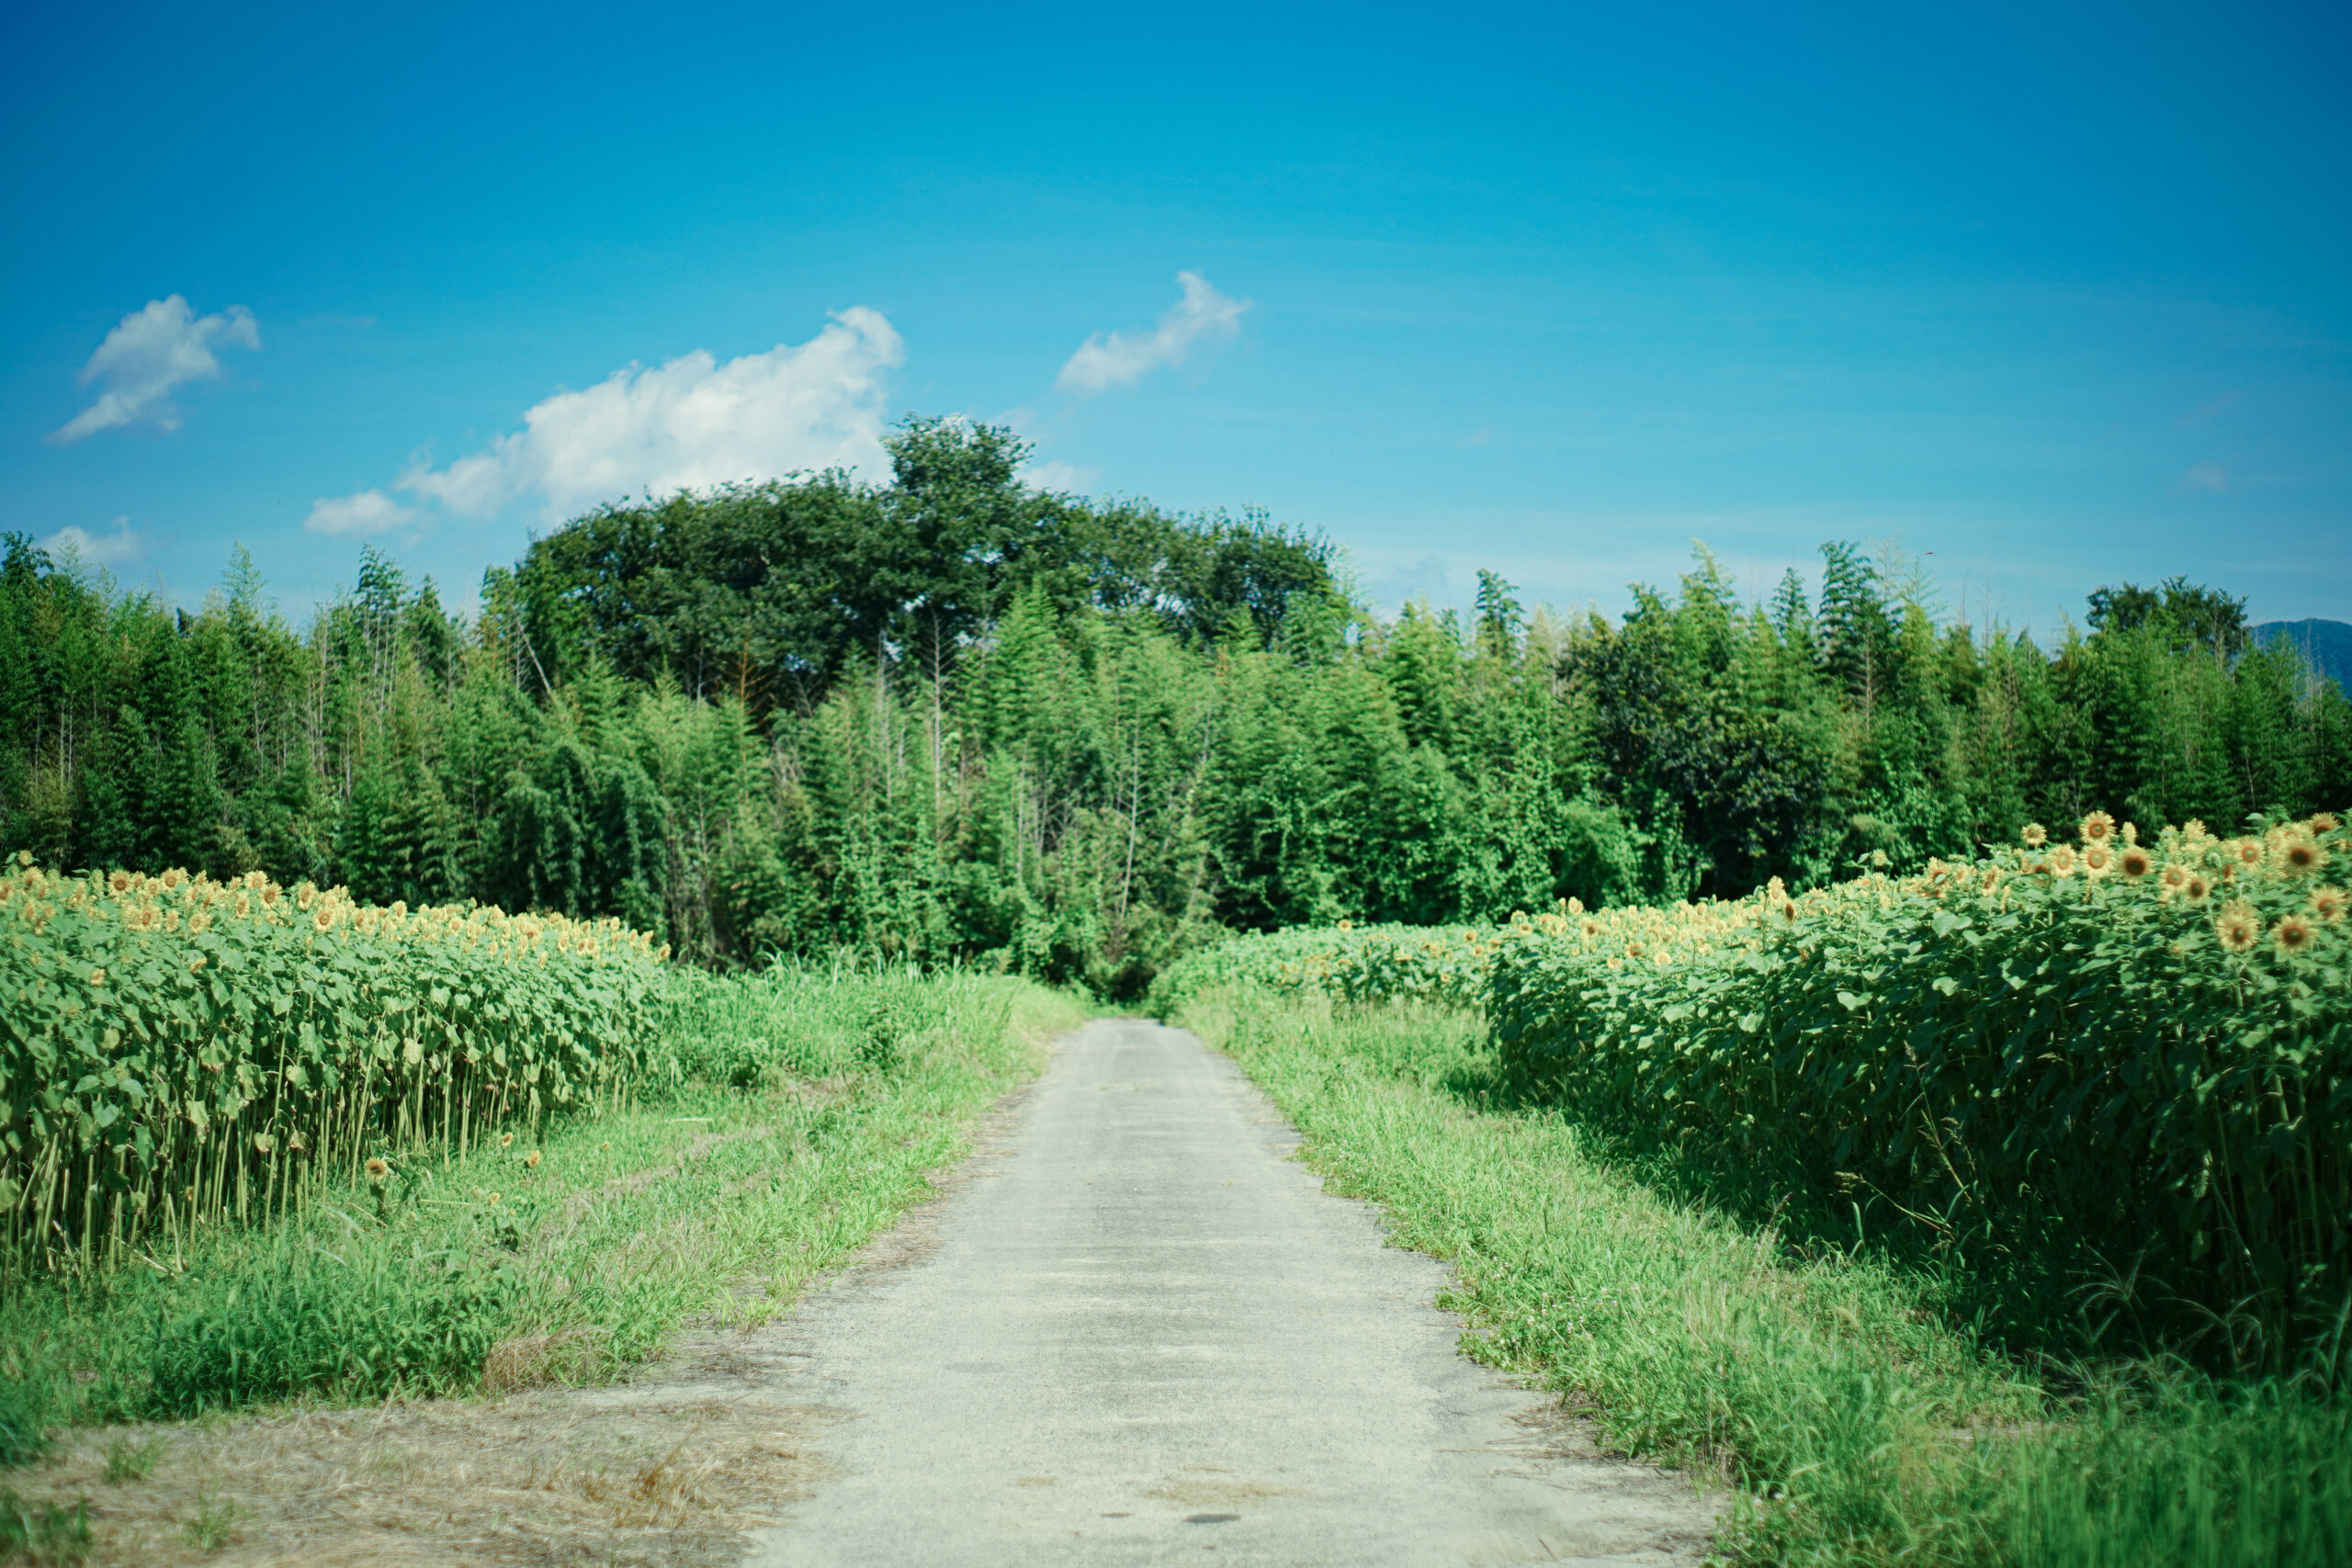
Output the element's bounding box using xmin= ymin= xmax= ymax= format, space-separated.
xmin=2255 ymin=619 xmax=2352 ymax=691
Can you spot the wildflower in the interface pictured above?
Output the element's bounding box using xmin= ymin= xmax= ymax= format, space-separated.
xmin=2214 ymin=901 xmax=2259 ymax=953
xmin=2273 ymin=915 xmax=2315 ymax=956
xmin=2311 ymin=886 xmax=2346 ymax=922
xmin=365 ymin=1156 xmax=390 ymax=1180
xmin=2278 ymin=834 xmax=2325 ymax=875
xmin=525 ymin=1149 xmax=541 ymax=1168
xmin=2081 ymin=810 xmax=2116 ymax=842
xmin=2119 ymin=846 xmax=2154 ymax=880
xmin=2022 ymin=822 xmax=2049 ymax=848
xmin=2183 ymin=874 xmax=2213 ymax=904
xmin=500 ymin=1132 xmax=514 ymax=1148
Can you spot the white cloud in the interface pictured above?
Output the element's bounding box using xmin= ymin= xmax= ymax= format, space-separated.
xmin=40 ymin=518 xmax=144 ymax=567
xmin=50 ymin=295 xmax=260 ymax=444
xmin=304 ymin=489 xmax=419 ymax=537
xmin=2185 ymin=461 xmax=2230 ymax=493
xmin=1057 ymin=272 xmax=1248 ymax=395
xmin=334 ymin=308 xmax=904 ymax=529
xmin=1019 ymin=458 xmax=1099 ymax=494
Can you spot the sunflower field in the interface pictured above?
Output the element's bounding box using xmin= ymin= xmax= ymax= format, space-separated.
xmin=0 ymin=857 xmax=672 ymax=1281
xmin=1159 ymin=811 xmax=2352 ymax=1367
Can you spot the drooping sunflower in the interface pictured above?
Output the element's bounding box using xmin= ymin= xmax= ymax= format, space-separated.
xmin=2080 ymin=810 xmax=2116 ymax=843
xmin=2022 ymin=822 xmax=2050 ymax=848
xmin=2214 ymin=901 xmax=2260 ymax=953
xmin=2273 ymin=915 xmax=2316 ymax=956
xmin=2120 ymin=846 xmax=2154 ymax=880
xmin=2312 ymin=812 xmax=2342 ymax=834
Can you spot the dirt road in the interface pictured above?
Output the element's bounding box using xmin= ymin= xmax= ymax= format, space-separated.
xmin=741 ymin=1019 xmax=1712 ymax=1567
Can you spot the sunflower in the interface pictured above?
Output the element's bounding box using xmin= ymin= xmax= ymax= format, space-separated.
xmin=2120 ymin=846 xmax=2154 ymax=880
xmin=87 ymin=967 xmax=106 ymax=987
xmin=525 ymin=1149 xmax=541 ymax=1168
xmin=160 ymin=868 xmax=186 ymax=890
xmin=2122 ymin=821 xmax=2140 ymax=845
xmin=500 ymin=1132 xmax=514 ymax=1149
xmin=2022 ymin=822 xmax=2049 ymax=848
xmin=2214 ymin=901 xmax=2260 ymax=953
xmin=2083 ymin=844 xmax=2113 ymax=875
xmin=311 ymin=904 xmax=336 ymax=932
xmin=2081 ymin=810 xmax=2116 ymax=842
xmin=2231 ymin=838 xmax=2265 ymax=870
xmin=2278 ymin=835 xmax=2326 ymax=875
xmin=2184 ymin=873 xmax=2214 ymax=904
xmin=2311 ymin=813 xmax=2342 ymax=834
xmin=2311 ymin=886 xmax=2347 ymax=922
xmin=365 ymin=1157 xmax=390 ymax=1180
xmin=2049 ymin=845 xmax=2079 ymax=877
xmin=2273 ymin=915 xmax=2316 ymax=956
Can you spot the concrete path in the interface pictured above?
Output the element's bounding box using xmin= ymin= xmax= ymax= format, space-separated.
xmin=740 ymin=1020 xmax=1713 ymax=1567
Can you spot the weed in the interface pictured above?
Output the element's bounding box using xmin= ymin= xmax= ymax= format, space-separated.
xmin=99 ymin=1433 xmax=163 ymax=1483
xmin=180 ymin=1483 xmax=237 ymax=1551
xmin=0 ymin=1487 xmax=89 ymax=1563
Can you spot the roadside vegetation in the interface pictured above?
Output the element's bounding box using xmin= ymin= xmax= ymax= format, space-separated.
xmin=1157 ymin=808 xmax=2352 ymax=1566
xmin=0 ymin=868 xmax=1081 ymax=1558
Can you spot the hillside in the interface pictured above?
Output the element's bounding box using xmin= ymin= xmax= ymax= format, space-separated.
xmin=2256 ymin=617 xmax=2352 ymax=689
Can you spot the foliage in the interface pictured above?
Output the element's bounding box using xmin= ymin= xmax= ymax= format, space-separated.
xmin=1479 ymin=809 xmax=2352 ymax=1369
xmin=0 ymin=968 xmax=1079 ymax=1447
xmin=1181 ymin=987 xmax=2352 ymax=1568
xmin=5 ymin=432 xmax=2348 ymax=993
xmin=0 ymin=859 xmax=670 ymax=1282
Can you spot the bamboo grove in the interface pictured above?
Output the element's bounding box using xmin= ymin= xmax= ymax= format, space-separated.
xmin=0 ymin=859 xmax=669 ymax=1281
xmin=2 ymin=419 xmax=2347 ymax=998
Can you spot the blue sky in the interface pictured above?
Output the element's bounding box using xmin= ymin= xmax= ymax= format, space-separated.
xmin=5 ymin=1 xmax=2348 ymax=634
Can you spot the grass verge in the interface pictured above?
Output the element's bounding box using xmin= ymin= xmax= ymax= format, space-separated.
xmin=0 ymin=967 xmax=1082 ymax=1473
xmin=1179 ymin=984 xmax=2352 ymax=1567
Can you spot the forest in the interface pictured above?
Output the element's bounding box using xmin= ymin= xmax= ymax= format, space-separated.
xmin=4 ymin=417 xmax=2346 ymax=995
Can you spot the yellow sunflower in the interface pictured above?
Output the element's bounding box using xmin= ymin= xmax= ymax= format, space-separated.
xmin=2022 ymin=822 xmax=2049 ymax=848
xmin=2273 ymin=915 xmax=2316 ymax=957
xmin=2311 ymin=886 xmax=2346 ymax=922
xmin=2214 ymin=901 xmax=2260 ymax=953
xmin=2080 ymin=810 xmax=2116 ymax=842
xmin=2120 ymin=846 xmax=2154 ymax=880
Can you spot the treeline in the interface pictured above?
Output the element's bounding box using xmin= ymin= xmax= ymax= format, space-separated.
xmin=4 ymin=418 xmax=2346 ymax=992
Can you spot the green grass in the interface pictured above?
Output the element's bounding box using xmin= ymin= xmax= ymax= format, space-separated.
xmin=1179 ymin=984 xmax=2352 ymax=1567
xmin=0 ymin=964 xmax=1083 ymax=1445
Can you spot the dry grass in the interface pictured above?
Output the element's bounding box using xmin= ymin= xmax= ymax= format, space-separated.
xmin=2 ymin=1334 xmax=842 ymax=1566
